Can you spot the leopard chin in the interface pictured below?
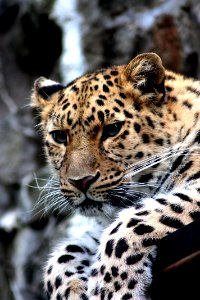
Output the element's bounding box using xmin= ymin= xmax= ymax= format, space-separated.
xmin=76 ymin=197 xmax=118 ymax=219
xmin=76 ymin=197 xmax=103 ymax=214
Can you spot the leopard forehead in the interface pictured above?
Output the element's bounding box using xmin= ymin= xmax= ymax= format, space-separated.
xmin=32 ymin=53 xmax=167 ymax=135
xmin=47 ymin=67 xmax=137 ymax=131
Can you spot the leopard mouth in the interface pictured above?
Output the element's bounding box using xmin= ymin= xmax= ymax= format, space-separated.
xmin=75 ymin=190 xmax=140 ymax=211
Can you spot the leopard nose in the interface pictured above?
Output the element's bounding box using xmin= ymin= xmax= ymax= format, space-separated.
xmin=68 ymin=172 xmax=100 ymax=193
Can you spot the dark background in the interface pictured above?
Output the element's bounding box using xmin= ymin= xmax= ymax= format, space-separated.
xmin=0 ymin=0 xmax=200 ymax=299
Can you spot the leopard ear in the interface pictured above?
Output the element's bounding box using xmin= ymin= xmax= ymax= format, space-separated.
xmin=124 ymin=53 xmax=165 ymax=99
xmin=31 ymin=77 xmax=64 ymax=108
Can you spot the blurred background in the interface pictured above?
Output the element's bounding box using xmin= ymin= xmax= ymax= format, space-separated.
xmin=0 ymin=0 xmax=200 ymax=299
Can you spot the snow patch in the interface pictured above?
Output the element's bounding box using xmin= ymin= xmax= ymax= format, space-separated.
xmin=52 ymin=0 xmax=87 ymax=83
xmin=0 ymin=210 xmax=20 ymax=231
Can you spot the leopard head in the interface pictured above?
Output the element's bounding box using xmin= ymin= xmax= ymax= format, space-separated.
xmin=32 ymin=53 xmax=166 ymax=217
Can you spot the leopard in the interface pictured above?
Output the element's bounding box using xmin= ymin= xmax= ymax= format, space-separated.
xmin=31 ymin=52 xmax=200 ymax=300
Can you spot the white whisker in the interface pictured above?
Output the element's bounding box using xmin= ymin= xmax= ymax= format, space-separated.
xmin=123 ymin=147 xmax=187 ymax=179
xmin=30 ymin=174 xmax=71 ymax=217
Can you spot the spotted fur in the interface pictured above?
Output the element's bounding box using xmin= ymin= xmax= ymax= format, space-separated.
xmin=31 ymin=53 xmax=200 ymax=299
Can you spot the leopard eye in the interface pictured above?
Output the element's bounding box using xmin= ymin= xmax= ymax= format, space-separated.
xmin=102 ymin=121 xmax=124 ymax=141
xmin=50 ymin=130 xmax=67 ymax=144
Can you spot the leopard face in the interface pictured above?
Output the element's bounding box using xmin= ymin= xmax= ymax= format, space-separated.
xmin=32 ymin=53 xmax=179 ymax=216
